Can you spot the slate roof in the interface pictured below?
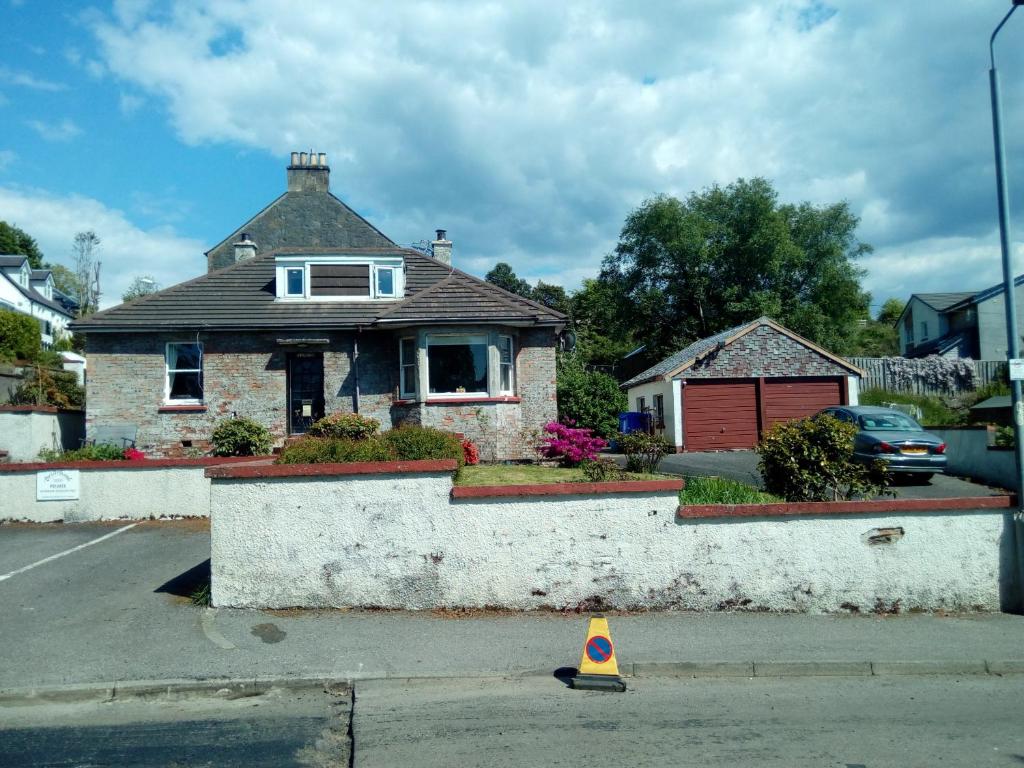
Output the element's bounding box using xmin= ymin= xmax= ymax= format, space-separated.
xmin=0 ymin=255 xmax=29 ymax=268
xmin=205 ymin=191 xmax=394 ymax=272
xmin=913 ymin=292 xmax=977 ymax=313
xmin=622 ymin=316 xmax=860 ymax=388
xmin=72 ymin=248 xmax=565 ymax=332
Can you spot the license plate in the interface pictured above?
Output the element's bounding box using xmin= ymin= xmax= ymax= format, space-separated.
xmin=901 ymin=447 xmax=927 ymax=455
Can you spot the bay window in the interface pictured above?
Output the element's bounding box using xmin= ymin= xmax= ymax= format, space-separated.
xmin=166 ymin=342 xmax=203 ymax=403
xmin=427 ymin=335 xmax=488 ymax=396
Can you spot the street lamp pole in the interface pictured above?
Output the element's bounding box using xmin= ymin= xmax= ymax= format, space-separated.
xmin=990 ymin=0 xmax=1024 ymax=608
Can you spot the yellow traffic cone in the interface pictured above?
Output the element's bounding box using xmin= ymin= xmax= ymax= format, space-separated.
xmin=572 ymin=615 xmax=626 ymax=692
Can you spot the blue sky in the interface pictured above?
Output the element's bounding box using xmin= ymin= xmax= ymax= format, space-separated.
xmin=2 ymin=0 xmax=1024 ymax=311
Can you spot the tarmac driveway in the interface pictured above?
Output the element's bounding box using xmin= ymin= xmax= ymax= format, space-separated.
xmin=654 ymin=450 xmax=1006 ymax=500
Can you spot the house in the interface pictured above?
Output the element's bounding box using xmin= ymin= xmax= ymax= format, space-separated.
xmin=622 ymin=317 xmax=862 ymax=451
xmin=0 ymin=256 xmax=76 ymax=348
xmin=71 ymin=152 xmax=565 ymax=459
xmin=897 ymin=276 xmax=1024 ymax=360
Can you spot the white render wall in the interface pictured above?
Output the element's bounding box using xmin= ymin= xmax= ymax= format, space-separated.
xmin=0 ymin=465 xmax=211 ymax=522
xmin=625 ymin=379 xmax=677 ymax=447
xmin=210 ymin=473 xmax=1017 ymax=612
xmin=0 ymin=409 xmax=85 ymax=462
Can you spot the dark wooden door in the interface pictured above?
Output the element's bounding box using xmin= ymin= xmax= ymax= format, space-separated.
xmin=288 ymin=353 xmax=325 ymax=434
xmin=683 ymin=379 xmax=759 ymax=450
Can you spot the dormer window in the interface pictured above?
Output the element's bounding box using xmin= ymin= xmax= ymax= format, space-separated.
xmin=275 ymin=255 xmax=404 ymax=301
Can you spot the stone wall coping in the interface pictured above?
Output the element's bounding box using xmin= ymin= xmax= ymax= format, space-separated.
xmin=0 ymin=455 xmax=270 ymax=473
xmin=206 ymin=458 xmax=460 ymax=479
xmin=452 ymin=478 xmax=685 ymax=499
xmin=0 ymin=405 xmax=84 ymax=415
xmin=157 ymin=405 xmax=208 ymax=413
xmin=678 ymin=495 xmax=1015 ymax=519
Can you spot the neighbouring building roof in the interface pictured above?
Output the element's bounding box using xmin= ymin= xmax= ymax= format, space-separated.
xmin=912 ymin=292 xmax=977 ymax=313
xmin=622 ymin=316 xmax=861 ymax=388
xmin=0 ymin=255 xmax=74 ymax=318
xmin=71 ymin=247 xmax=565 ymax=332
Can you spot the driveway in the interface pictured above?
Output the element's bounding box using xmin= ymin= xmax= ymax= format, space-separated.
xmin=651 ymin=450 xmax=1006 ymax=500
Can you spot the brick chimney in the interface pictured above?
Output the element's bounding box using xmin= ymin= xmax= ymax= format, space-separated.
xmin=287 ymin=150 xmax=330 ymax=192
xmin=431 ymin=229 xmax=452 ymax=266
xmin=233 ymin=232 xmax=258 ymax=262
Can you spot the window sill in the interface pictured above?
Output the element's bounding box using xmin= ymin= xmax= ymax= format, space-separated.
xmin=158 ymin=404 xmax=208 ymax=413
xmin=392 ymin=397 xmax=523 ymax=406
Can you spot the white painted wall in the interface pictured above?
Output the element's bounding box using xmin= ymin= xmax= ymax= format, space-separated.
xmin=846 ymin=375 xmax=860 ymax=406
xmin=210 ymin=473 xmax=1016 ymax=612
xmin=930 ymin=427 xmax=1017 ymax=491
xmin=0 ymin=410 xmax=85 ymax=462
xmin=624 ymin=379 xmax=676 ymax=446
xmin=0 ymin=465 xmax=211 ymax=522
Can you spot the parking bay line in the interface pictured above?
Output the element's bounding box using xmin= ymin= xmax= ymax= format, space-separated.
xmin=0 ymin=523 xmax=140 ymax=583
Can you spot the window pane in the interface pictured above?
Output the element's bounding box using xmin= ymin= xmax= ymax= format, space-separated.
xmin=400 ymin=337 xmax=415 ymax=363
xmin=169 ymin=371 xmax=203 ymax=400
xmin=428 ymin=343 xmax=487 ymax=393
xmin=377 ymin=268 xmax=394 ymax=296
xmin=169 ymin=343 xmax=201 ymax=370
xmin=286 ymin=268 xmax=304 ymax=295
xmin=500 ymin=365 xmax=512 ymax=392
xmin=499 ymin=336 xmax=512 ymax=364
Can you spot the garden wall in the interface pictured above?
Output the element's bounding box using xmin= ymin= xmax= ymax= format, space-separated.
xmin=930 ymin=427 xmax=1017 ymax=491
xmin=208 ymin=462 xmax=1019 ymax=613
xmin=0 ymin=457 xmax=260 ymax=523
xmin=0 ymin=406 xmax=85 ymax=462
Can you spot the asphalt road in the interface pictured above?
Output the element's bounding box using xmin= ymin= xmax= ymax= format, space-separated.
xmin=0 ymin=688 xmax=350 ymax=767
xmin=655 ymin=450 xmax=1005 ymax=499
xmin=354 ymin=674 xmax=1024 ymax=767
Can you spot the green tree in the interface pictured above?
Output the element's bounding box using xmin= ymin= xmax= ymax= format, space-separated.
xmin=122 ymin=275 xmax=160 ymax=303
xmin=531 ymin=280 xmax=570 ymax=315
xmin=878 ymin=298 xmax=905 ymax=325
xmin=0 ymin=221 xmax=44 ymax=268
xmin=72 ymin=231 xmax=101 ymax=316
xmin=851 ymin=297 xmax=905 ymax=356
xmin=485 ymin=262 xmax=533 ymax=299
xmin=555 ymin=355 xmax=627 ymax=438
xmin=600 ymin=178 xmax=871 ymax=361
xmin=47 ymin=264 xmax=80 ymax=299
xmin=0 ymin=308 xmax=42 ymax=362
xmin=569 ymin=278 xmax=637 ymax=370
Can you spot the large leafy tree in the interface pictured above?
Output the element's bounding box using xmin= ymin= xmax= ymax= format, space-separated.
xmin=485 ymin=262 xmax=534 ymax=299
xmin=0 ymin=221 xmax=45 ymax=268
xmin=851 ymin=297 xmax=904 ymax=356
xmin=600 ymin=178 xmax=871 ymax=360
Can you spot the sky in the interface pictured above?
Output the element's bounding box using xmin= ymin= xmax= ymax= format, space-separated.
xmin=2 ymin=1 xmax=1024 ymax=312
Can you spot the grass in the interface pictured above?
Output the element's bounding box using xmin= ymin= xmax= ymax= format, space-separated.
xmin=190 ymin=582 xmax=211 ymax=607
xmin=455 ymin=464 xmax=664 ymax=486
xmin=679 ymin=475 xmax=780 ymax=505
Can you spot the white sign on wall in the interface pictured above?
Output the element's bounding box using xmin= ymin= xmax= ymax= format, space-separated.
xmin=1010 ymin=359 xmax=1024 ymax=382
xmin=36 ymin=470 xmax=80 ymax=501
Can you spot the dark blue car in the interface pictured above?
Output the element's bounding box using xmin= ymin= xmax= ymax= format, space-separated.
xmin=817 ymin=405 xmax=948 ymax=482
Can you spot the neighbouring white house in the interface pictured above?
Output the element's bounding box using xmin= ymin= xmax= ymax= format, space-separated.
xmin=0 ymin=255 xmax=77 ymax=349
xmin=623 ymin=317 xmax=862 ymax=452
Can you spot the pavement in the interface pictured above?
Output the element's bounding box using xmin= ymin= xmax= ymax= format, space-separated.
xmin=647 ymin=449 xmax=1007 ymax=499
xmin=1 ymin=520 xmax=1023 ymax=700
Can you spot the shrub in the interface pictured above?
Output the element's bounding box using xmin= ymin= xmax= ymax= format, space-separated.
xmin=536 ymin=421 xmax=607 ymax=467
xmin=758 ymin=414 xmax=890 ymax=502
xmin=382 ymin=426 xmax=464 ymax=465
xmin=461 ymin=439 xmax=480 ymax=466
xmin=679 ymin=475 xmax=779 ymax=505
xmin=277 ymin=436 xmax=397 ymax=464
xmin=556 ymin=356 xmax=627 ymax=438
xmin=580 ymin=457 xmax=625 ymax=482
xmin=38 ymin=443 xmax=128 ymax=462
xmin=211 ymin=417 xmax=272 ymax=457
xmin=0 ymin=308 xmax=41 ymax=362
xmin=996 ymin=426 xmax=1015 ymax=448
xmin=618 ymin=431 xmax=671 ymax=473
xmin=308 ymin=412 xmax=380 ymax=440
xmin=9 ymin=366 xmax=84 ymax=408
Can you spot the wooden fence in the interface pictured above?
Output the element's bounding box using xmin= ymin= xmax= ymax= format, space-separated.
xmin=846 ymin=357 xmax=1006 ymax=396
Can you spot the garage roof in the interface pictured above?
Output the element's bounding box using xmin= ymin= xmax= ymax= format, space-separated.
xmin=621 ymin=317 xmax=862 ymax=388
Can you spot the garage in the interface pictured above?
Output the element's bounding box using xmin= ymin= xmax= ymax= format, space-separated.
xmin=623 ymin=317 xmax=862 ymax=452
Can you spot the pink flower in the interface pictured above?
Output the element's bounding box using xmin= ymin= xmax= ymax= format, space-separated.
xmin=536 ymin=422 xmax=607 ymax=467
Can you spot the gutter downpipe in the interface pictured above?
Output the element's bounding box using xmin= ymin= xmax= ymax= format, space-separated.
xmin=989 ymin=1 xmax=1024 ymax=610
xmin=353 ymin=329 xmax=361 ymax=414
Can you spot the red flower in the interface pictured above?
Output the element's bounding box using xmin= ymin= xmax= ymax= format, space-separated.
xmin=123 ymin=447 xmax=146 ymax=461
xmin=461 ymin=439 xmax=480 ymax=465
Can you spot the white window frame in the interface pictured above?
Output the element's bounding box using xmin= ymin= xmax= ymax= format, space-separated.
xmin=425 ymin=334 xmax=489 ymax=398
xmin=653 ymin=393 xmax=665 ymax=428
xmin=274 ymin=255 xmax=404 ymax=302
xmin=498 ymin=334 xmax=515 ymax=395
xmin=165 ymin=342 xmax=204 ymax=405
xmin=399 ymin=337 xmax=417 ymax=398
xmin=637 ymin=396 xmax=646 ymax=413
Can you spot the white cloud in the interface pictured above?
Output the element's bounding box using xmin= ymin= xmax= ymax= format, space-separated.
xmin=82 ymin=2 xmax=1024 ymax=302
xmin=26 ymin=118 xmax=82 ymax=142
xmin=0 ymin=66 xmax=66 ymax=92
xmin=0 ymin=186 xmax=206 ymax=309
xmin=0 ymin=150 xmax=15 ymax=171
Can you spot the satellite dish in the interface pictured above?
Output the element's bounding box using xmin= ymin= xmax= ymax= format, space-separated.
xmin=561 ymin=330 xmax=577 ymax=352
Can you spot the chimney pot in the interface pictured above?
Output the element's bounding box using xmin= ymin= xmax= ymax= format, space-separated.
xmin=299 ymin=151 xmax=308 ymax=165
xmin=290 ymin=151 xmax=299 ymax=165
xmin=287 ymin=150 xmax=330 ymax=192
xmin=431 ymin=229 xmax=453 ymax=266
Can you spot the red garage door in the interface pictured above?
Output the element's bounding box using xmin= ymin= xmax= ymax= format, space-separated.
xmin=683 ymin=380 xmax=759 ymax=450
xmin=764 ymin=378 xmax=844 ymax=429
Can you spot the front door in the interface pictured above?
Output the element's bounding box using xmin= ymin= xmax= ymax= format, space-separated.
xmin=288 ymin=353 xmax=325 ymax=434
